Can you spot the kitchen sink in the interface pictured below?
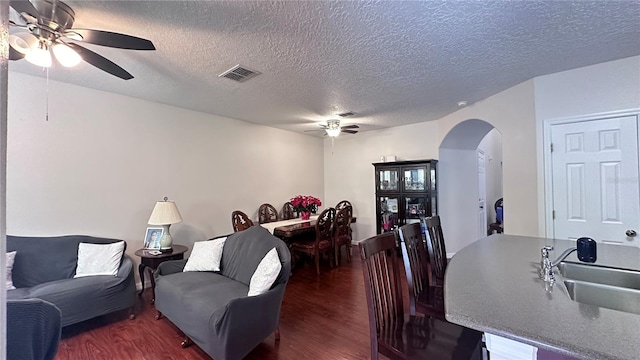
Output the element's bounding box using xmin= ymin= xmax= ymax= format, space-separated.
xmin=558 ymin=262 xmax=640 ymax=315
xmin=563 ymin=280 xmax=640 ymax=315
xmin=558 ymin=262 xmax=640 ymax=290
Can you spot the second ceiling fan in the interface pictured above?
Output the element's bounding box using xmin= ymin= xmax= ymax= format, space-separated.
xmin=8 ymin=0 xmax=155 ymax=80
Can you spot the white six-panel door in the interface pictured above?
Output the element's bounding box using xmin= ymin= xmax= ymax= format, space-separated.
xmin=550 ymin=115 xmax=640 ymax=246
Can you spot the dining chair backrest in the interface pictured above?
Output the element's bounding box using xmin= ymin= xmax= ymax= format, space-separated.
xmin=282 ymin=202 xmax=296 ymax=220
xmin=424 ymin=215 xmax=447 ymax=286
xmin=359 ymin=232 xmax=404 ymax=343
xmin=258 ymin=203 xmax=278 ymax=224
xmin=231 ymin=210 xmax=254 ymax=232
xmin=398 ymin=222 xmax=429 ymax=315
xmin=336 ymin=200 xmax=352 ymax=211
xmin=333 ymin=205 xmax=352 ymax=241
xmin=315 ymin=208 xmax=336 ymax=246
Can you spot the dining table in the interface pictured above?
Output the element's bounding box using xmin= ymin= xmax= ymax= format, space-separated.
xmin=260 ymin=215 xmax=357 ymax=240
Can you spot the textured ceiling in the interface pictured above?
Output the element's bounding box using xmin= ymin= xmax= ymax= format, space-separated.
xmin=8 ymin=0 xmax=640 ymax=136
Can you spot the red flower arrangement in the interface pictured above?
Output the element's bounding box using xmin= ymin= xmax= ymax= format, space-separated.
xmin=290 ymin=195 xmax=322 ymax=218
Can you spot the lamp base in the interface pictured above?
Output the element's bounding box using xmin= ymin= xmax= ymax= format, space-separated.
xmin=160 ymin=248 xmax=174 ymax=254
xmin=159 ymin=224 xmax=173 ymax=251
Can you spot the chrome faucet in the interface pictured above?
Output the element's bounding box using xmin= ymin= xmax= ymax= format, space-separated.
xmin=539 ymin=246 xmax=577 ymax=284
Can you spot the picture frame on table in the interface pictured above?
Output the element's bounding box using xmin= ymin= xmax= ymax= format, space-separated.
xmin=144 ymin=227 xmax=164 ymax=249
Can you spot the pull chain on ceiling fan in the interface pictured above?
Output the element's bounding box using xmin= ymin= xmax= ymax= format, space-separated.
xmin=8 ymin=0 xmax=155 ymax=80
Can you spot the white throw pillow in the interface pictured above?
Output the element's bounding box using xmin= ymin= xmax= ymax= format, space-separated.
xmin=74 ymin=241 xmax=125 ymax=278
xmin=6 ymin=251 xmax=16 ymax=290
xmin=183 ymin=237 xmax=227 ymax=272
xmin=248 ymin=248 xmax=282 ymax=296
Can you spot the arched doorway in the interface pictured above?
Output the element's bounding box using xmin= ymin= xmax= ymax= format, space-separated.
xmin=439 ymin=119 xmax=503 ymax=254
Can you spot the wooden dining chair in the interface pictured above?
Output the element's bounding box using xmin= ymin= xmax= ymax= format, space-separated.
xmin=424 ymin=215 xmax=448 ymax=287
xmin=398 ymin=222 xmax=445 ymax=318
xmin=281 ymin=202 xmax=296 ymax=220
xmin=359 ymin=232 xmax=483 ymax=360
xmin=335 ymin=200 xmax=352 ymax=211
xmin=231 ymin=210 xmax=254 ymax=232
xmin=291 ymin=207 xmax=336 ymax=275
xmin=258 ymin=203 xmax=279 ymax=224
xmin=333 ymin=205 xmax=352 ymax=266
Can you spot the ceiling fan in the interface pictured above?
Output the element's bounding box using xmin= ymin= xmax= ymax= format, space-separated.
xmin=305 ymin=119 xmax=360 ymax=137
xmin=8 ymin=0 xmax=155 ymax=80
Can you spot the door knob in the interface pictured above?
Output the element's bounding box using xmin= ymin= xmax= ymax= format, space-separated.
xmin=625 ymin=229 xmax=637 ymax=237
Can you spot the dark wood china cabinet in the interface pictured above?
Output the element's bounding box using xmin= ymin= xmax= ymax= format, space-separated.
xmin=373 ymin=159 xmax=438 ymax=235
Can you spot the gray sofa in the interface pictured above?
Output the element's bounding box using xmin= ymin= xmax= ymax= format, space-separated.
xmin=7 ymin=235 xmax=136 ymax=327
xmin=154 ymin=226 xmax=292 ymax=360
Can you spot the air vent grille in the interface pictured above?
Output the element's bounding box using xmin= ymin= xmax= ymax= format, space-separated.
xmin=338 ymin=111 xmax=355 ymax=117
xmin=218 ymin=65 xmax=261 ymax=82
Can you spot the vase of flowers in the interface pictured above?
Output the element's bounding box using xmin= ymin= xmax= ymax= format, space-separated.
xmin=290 ymin=195 xmax=322 ymax=220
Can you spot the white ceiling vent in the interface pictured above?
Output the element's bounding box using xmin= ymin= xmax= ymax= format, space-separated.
xmin=218 ymin=65 xmax=261 ymax=82
xmin=337 ymin=111 xmax=355 ymax=117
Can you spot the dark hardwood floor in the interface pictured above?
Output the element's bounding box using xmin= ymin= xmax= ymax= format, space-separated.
xmin=54 ymin=247 xmax=372 ymax=360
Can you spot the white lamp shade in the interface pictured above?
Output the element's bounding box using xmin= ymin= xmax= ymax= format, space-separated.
xmin=9 ymin=33 xmax=38 ymax=55
xmin=148 ymin=200 xmax=183 ymax=225
xmin=25 ymin=43 xmax=51 ymax=67
xmin=52 ymin=43 xmax=82 ymax=67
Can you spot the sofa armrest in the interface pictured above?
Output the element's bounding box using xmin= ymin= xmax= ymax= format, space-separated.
xmin=212 ymin=283 xmax=286 ymax=349
xmin=116 ymin=255 xmax=134 ymax=279
xmin=156 ymin=259 xmax=187 ymax=277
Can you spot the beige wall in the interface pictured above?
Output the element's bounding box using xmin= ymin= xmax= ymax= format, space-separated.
xmin=323 ymin=122 xmax=440 ymax=243
xmin=7 ymin=72 xmax=324 ymax=283
xmin=324 ymin=80 xmax=537 ymax=251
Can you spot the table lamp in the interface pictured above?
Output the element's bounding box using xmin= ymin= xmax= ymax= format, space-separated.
xmin=148 ymin=197 xmax=183 ymax=252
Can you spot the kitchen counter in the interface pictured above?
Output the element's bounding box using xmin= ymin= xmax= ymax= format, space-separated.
xmin=444 ymin=234 xmax=640 ymax=360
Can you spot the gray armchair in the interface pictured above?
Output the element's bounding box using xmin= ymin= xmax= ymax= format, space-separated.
xmin=154 ymin=226 xmax=291 ymax=360
xmin=7 ymin=298 xmax=62 ymax=360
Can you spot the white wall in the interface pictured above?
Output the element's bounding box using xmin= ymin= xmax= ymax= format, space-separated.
xmin=534 ymin=55 xmax=640 ymax=236
xmin=323 ymin=122 xmax=440 ymax=243
xmin=7 ymin=72 xmax=324 ymax=284
xmin=478 ymin=128 xmax=503 ymax=226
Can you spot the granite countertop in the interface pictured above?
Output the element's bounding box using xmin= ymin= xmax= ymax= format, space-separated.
xmin=444 ymin=234 xmax=640 ymax=360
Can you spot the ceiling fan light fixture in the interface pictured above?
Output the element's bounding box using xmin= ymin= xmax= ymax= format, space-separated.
xmin=52 ymin=43 xmax=81 ymax=67
xmin=9 ymin=32 xmax=38 ymax=55
xmin=325 ymin=119 xmax=341 ymax=137
xmin=326 ymin=128 xmax=341 ymax=137
xmin=25 ymin=41 xmax=51 ymax=67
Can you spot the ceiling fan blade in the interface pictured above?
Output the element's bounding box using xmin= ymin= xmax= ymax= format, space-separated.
xmin=342 ymin=130 xmax=358 ymax=134
xmin=341 ymin=124 xmax=360 ymax=129
xmin=304 ymin=129 xmax=325 ymax=132
xmin=9 ymin=46 xmax=25 ymax=61
xmin=67 ymin=43 xmax=134 ymax=80
xmin=69 ymin=29 xmax=156 ymax=50
xmin=9 ymin=0 xmax=40 ymax=23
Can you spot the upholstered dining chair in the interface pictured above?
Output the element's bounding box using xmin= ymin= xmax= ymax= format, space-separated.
xmin=281 ymin=202 xmax=296 ymax=220
xmin=398 ymin=222 xmax=445 ymax=318
xmin=291 ymin=207 xmax=336 ymax=275
xmin=359 ymin=232 xmax=483 ymax=360
xmin=333 ymin=205 xmax=353 ymax=266
xmin=424 ymin=215 xmax=448 ymax=287
xmin=231 ymin=210 xmax=254 ymax=232
xmin=258 ymin=203 xmax=279 ymax=224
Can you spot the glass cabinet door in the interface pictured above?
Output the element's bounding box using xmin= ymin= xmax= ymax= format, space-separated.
xmin=378 ymin=169 xmax=399 ymax=191
xmin=405 ymin=196 xmax=426 ymax=224
xmin=402 ymin=166 xmax=427 ymax=191
xmin=378 ymin=195 xmax=400 ymax=233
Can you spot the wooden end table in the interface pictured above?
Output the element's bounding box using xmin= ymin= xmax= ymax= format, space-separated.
xmin=135 ymin=245 xmax=188 ymax=303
